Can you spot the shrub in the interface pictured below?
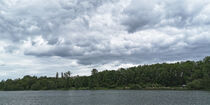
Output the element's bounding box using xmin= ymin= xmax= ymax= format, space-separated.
xmin=187 ymin=79 xmax=203 ymax=90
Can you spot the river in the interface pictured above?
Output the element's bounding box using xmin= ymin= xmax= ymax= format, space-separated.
xmin=0 ymin=90 xmax=209 ymax=105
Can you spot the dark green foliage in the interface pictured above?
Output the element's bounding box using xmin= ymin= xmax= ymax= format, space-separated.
xmin=0 ymin=56 xmax=210 ymax=91
xmin=129 ymin=84 xmax=142 ymax=89
xmin=187 ymin=79 xmax=203 ymax=89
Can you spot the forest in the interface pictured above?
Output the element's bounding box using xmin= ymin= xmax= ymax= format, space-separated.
xmin=0 ymin=56 xmax=209 ymax=91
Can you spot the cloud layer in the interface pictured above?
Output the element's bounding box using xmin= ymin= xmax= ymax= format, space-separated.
xmin=0 ymin=0 xmax=210 ymax=79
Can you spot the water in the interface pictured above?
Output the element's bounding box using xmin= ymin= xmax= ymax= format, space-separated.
xmin=0 ymin=90 xmax=209 ymax=105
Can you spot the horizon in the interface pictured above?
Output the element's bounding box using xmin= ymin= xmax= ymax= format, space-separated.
xmin=1 ymin=0 xmax=210 ymax=80
xmin=1 ymin=56 xmax=208 ymax=80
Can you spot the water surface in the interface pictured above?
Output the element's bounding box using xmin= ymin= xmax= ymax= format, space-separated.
xmin=0 ymin=90 xmax=209 ymax=105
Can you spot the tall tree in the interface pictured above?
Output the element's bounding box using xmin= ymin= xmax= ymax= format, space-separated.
xmin=56 ymin=72 xmax=59 ymax=79
xmin=91 ymin=69 xmax=98 ymax=76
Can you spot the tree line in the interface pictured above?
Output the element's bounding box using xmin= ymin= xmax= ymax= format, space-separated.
xmin=0 ymin=56 xmax=209 ymax=90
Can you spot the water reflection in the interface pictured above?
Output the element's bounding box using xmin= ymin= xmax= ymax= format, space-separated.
xmin=0 ymin=90 xmax=209 ymax=105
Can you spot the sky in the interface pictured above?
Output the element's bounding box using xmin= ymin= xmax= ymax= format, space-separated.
xmin=0 ymin=0 xmax=210 ymax=80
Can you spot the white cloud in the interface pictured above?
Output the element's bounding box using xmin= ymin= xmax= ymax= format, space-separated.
xmin=0 ymin=0 xmax=210 ymax=79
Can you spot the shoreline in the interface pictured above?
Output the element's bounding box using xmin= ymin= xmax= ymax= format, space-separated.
xmin=1 ymin=87 xmax=208 ymax=91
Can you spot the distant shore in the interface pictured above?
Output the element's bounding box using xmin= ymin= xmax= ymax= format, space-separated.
xmin=65 ymin=87 xmax=188 ymax=90
xmin=1 ymin=56 xmax=209 ymax=91
xmin=1 ymin=88 xmax=209 ymax=91
xmin=0 ymin=87 xmax=200 ymax=91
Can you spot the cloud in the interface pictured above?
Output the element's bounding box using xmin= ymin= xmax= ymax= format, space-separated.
xmin=0 ymin=0 xmax=210 ymax=79
xmin=121 ymin=0 xmax=210 ymax=32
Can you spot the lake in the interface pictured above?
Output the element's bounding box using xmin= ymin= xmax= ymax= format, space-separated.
xmin=0 ymin=90 xmax=209 ymax=105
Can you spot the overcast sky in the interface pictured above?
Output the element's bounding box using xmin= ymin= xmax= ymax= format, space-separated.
xmin=0 ymin=0 xmax=210 ymax=80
